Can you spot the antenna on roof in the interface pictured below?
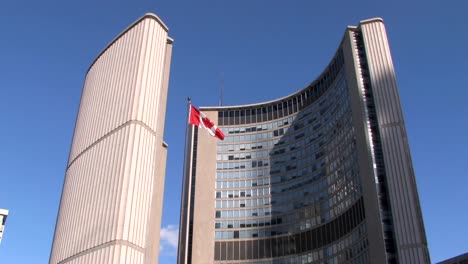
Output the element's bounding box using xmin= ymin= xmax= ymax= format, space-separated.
xmin=219 ymin=72 xmax=224 ymax=106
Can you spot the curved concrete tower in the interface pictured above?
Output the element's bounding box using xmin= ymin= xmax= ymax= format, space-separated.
xmin=178 ymin=18 xmax=430 ymax=264
xmin=50 ymin=13 xmax=173 ymax=264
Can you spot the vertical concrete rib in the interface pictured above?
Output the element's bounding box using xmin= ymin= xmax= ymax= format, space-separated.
xmin=360 ymin=19 xmax=430 ymax=264
xmin=50 ymin=13 xmax=172 ymax=264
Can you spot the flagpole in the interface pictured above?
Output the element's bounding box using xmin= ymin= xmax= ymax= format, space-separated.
xmin=178 ymin=96 xmax=193 ymax=263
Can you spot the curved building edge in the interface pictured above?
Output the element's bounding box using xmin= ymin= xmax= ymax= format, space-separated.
xmin=200 ymin=17 xmax=383 ymax=111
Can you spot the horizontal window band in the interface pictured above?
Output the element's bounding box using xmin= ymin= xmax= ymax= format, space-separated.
xmin=214 ymin=197 xmax=365 ymax=261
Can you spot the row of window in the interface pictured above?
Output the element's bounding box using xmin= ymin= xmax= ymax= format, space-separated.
xmin=215 ymin=179 xmax=357 ymax=214
xmin=219 ymin=91 xmax=347 ymax=146
xmin=216 ymin=148 xmax=327 ymax=171
xmin=215 ymin=172 xmax=326 ymax=197
xmin=215 ymin=168 xmax=355 ymax=203
xmin=215 ymin=138 xmax=356 ymax=191
xmin=214 ymin=183 xmax=359 ymax=234
xmin=216 ymin=168 xmax=270 ymax=180
xmin=215 ymin=171 xmax=328 ymax=200
xmin=214 ymin=193 xmax=359 ymax=234
xmin=224 ymin=116 xmax=294 ymax=135
xmin=217 ymin=129 xmax=316 ymax=153
xmin=220 ymin=83 xmax=341 ymax=136
xmin=215 ymin=149 xmax=355 ymax=200
xmin=214 ymin=197 xmax=362 ymax=245
xmin=216 ymin=187 xmax=271 ymax=199
xmin=215 ymin=139 xmax=348 ymax=185
xmin=215 ymin=237 xmax=369 ymax=264
xmin=217 ymin=138 xmax=324 ymax=163
xmin=215 ymin=190 xmax=360 ymax=227
xmin=221 ymin=246 xmax=367 ymax=264
xmin=214 ymin=199 xmax=366 ymax=260
xmin=214 ymin=135 xmax=350 ymax=180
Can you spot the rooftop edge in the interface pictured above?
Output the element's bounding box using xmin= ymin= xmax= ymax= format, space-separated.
xmin=359 ymin=17 xmax=384 ymax=25
xmin=87 ymin=13 xmax=172 ymax=74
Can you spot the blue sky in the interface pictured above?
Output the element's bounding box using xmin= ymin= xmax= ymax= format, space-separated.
xmin=1 ymin=1 xmax=467 ymax=263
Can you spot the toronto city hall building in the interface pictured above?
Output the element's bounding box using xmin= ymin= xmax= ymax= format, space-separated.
xmin=50 ymin=14 xmax=172 ymax=264
xmin=178 ymin=18 xmax=430 ymax=264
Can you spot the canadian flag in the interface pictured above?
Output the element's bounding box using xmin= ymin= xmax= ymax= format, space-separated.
xmin=189 ymin=105 xmax=225 ymax=140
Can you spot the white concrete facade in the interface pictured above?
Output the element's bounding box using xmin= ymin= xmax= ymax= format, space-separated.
xmin=50 ymin=13 xmax=172 ymax=264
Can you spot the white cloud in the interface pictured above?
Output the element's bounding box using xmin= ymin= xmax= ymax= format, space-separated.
xmin=160 ymin=225 xmax=179 ymax=255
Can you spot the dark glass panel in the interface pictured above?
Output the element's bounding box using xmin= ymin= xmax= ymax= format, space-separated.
xmin=293 ymin=97 xmax=298 ymax=113
xmin=273 ymin=104 xmax=278 ymax=119
xmin=258 ymin=239 xmax=265 ymax=258
xmin=234 ymin=241 xmax=239 ymax=260
xmin=294 ymin=233 xmax=300 ymax=254
xmin=240 ymin=241 xmax=246 ymax=260
xmin=282 ymin=236 xmax=289 ymax=255
xmin=299 ymin=93 xmax=304 ymax=110
xmin=267 ymin=105 xmax=273 ymax=120
xmin=307 ymin=230 xmax=313 ymax=251
xmin=221 ymin=242 xmax=227 ymax=260
xmin=271 ymin=237 xmax=278 ymax=258
xmin=300 ymin=232 xmax=306 ymax=252
xmin=223 ymin=111 xmax=229 ymax=126
xmin=287 ymin=99 xmax=293 ymax=115
xmin=278 ymin=103 xmax=283 ymax=118
xmin=265 ymin=238 xmax=271 ymax=258
xmin=227 ymin=240 xmax=233 ymax=260
xmin=218 ymin=111 xmax=223 ymax=126
xmin=240 ymin=110 xmax=245 ymax=124
xmin=214 ymin=242 xmax=220 ymax=260
xmin=246 ymin=240 xmax=253 ymax=259
xmin=252 ymin=240 xmax=258 ymax=259
xmin=228 ymin=111 xmax=234 ymax=125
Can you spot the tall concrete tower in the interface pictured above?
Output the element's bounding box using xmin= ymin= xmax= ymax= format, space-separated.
xmin=50 ymin=13 xmax=173 ymax=264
